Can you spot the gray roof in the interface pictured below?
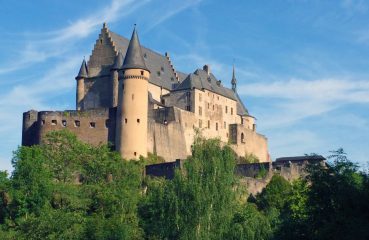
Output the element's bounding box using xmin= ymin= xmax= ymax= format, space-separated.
xmin=76 ymin=59 xmax=88 ymax=79
xmin=275 ymin=155 xmax=326 ymax=163
xmin=122 ymin=28 xmax=149 ymax=72
xmin=174 ymin=68 xmax=249 ymax=116
xmin=109 ymin=31 xmax=181 ymax=90
xmin=111 ymin=51 xmax=123 ymax=70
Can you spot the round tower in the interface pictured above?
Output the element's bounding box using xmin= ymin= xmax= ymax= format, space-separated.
xmin=116 ymin=27 xmax=150 ymax=160
xmin=111 ymin=51 xmax=123 ymax=107
xmin=75 ymin=59 xmax=88 ymax=110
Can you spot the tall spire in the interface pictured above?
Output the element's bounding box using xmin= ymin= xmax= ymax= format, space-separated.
xmin=76 ymin=59 xmax=88 ymax=79
xmin=121 ymin=26 xmax=150 ymax=72
xmin=112 ymin=51 xmax=123 ymax=70
xmin=231 ymin=64 xmax=237 ymax=92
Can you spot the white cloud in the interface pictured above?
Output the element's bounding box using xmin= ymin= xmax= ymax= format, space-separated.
xmin=238 ymin=78 xmax=369 ymax=128
xmin=0 ymin=0 xmax=146 ymax=75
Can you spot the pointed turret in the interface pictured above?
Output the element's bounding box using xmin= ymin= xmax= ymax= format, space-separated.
xmin=116 ymin=26 xmax=151 ymax=160
xmin=111 ymin=51 xmax=124 ymax=70
xmin=231 ymin=65 xmax=237 ymax=92
xmin=75 ymin=59 xmax=88 ymax=110
xmin=121 ymin=27 xmax=150 ymax=72
xmin=76 ymin=59 xmax=88 ymax=79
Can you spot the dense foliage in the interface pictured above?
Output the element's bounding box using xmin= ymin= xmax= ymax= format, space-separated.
xmin=0 ymin=130 xmax=368 ymax=239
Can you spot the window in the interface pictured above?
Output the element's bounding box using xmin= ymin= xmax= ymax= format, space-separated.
xmin=141 ymin=71 xmax=144 ymax=76
xmin=90 ymin=122 xmax=96 ymax=128
xmin=161 ymin=98 xmax=165 ymax=104
xmin=199 ymin=93 xmax=202 ymax=102
xmin=224 ymin=121 xmax=226 ymax=129
xmin=225 ymin=106 xmax=228 ymax=113
xmin=125 ymin=118 xmax=128 ymax=124
xmin=241 ymin=133 xmax=245 ymax=143
xmin=132 ymin=94 xmax=134 ymax=100
xmin=157 ymin=71 xmax=161 ymax=76
xmin=62 ymin=120 xmax=67 ymax=127
xmin=74 ymin=120 xmax=80 ymax=127
xmin=212 ymin=105 xmax=214 ymax=111
xmin=161 ymin=66 xmax=164 ymax=71
xmin=134 ymin=152 xmax=137 ymax=156
xmin=241 ymin=117 xmax=244 ymax=125
xmin=217 ymin=96 xmax=219 ymax=100
xmin=199 ymin=119 xmax=202 ymax=128
xmin=231 ymin=107 xmax=233 ymax=115
xmin=105 ymin=119 xmax=110 ymax=128
xmin=216 ymin=122 xmax=218 ymax=131
xmin=137 ymin=119 xmax=140 ymax=123
xmin=51 ymin=120 xmax=57 ymax=126
xmin=207 ymin=120 xmax=210 ymax=128
xmin=186 ymin=105 xmax=191 ymax=111
xmin=171 ymin=77 xmax=174 ymax=81
xmin=207 ymin=103 xmax=210 ymax=109
xmin=41 ymin=120 xmax=45 ymax=125
xmin=100 ymin=39 xmax=103 ymax=44
xmin=199 ymin=106 xmax=202 ymax=116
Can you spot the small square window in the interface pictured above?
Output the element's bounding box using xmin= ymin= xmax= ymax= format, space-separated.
xmin=62 ymin=120 xmax=67 ymax=127
xmin=51 ymin=120 xmax=57 ymax=126
xmin=74 ymin=120 xmax=80 ymax=127
xmin=90 ymin=122 xmax=96 ymax=128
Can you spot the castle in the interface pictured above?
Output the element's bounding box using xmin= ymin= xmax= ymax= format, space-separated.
xmin=22 ymin=24 xmax=269 ymax=162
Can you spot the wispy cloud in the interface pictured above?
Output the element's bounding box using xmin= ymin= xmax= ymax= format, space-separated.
xmin=238 ymin=78 xmax=369 ymax=128
xmin=0 ymin=0 xmax=146 ymax=75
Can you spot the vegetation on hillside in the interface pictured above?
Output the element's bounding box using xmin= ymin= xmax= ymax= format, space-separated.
xmin=0 ymin=130 xmax=368 ymax=239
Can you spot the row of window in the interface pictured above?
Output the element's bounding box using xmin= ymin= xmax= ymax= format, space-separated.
xmin=198 ymin=120 xmax=227 ymax=131
xmin=201 ymin=105 xmax=233 ymax=115
xmin=43 ymin=119 xmax=104 ymax=128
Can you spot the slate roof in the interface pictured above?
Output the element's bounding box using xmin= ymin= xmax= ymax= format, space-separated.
xmin=76 ymin=59 xmax=88 ymax=79
xmin=121 ymin=28 xmax=149 ymax=72
xmin=109 ymin=31 xmax=180 ymax=90
xmin=275 ymin=155 xmax=326 ymax=163
xmin=174 ymin=68 xmax=249 ymax=115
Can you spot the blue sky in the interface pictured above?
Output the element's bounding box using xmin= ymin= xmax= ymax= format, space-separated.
xmin=1 ymin=0 xmax=369 ymax=172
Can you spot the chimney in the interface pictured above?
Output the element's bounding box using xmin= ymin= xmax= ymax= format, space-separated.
xmin=203 ymin=65 xmax=210 ymax=75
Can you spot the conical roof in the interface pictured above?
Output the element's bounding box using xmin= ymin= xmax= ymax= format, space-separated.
xmin=111 ymin=51 xmax=123 ymax=70
xmin=121 ymin=27 xmax=150 ymax=72
xmin=76 ymin=59 xmax=88 ymax=79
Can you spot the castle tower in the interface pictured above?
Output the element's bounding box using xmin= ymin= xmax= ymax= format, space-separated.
xmin=111 ymin=51 xmax=123 ymax=107
xmin=116 ymin=27 xmax=150 ymax=160
xmin=231 ymin=64 xmax=237 ymax=92
xmin=75 ymin=59 xmax=88 ymax=110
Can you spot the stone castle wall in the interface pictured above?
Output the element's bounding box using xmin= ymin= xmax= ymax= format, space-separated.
xmin=22 ymin=109 xmax=116 ymax=147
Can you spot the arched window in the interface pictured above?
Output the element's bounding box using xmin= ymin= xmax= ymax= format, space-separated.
xmin=241 ymin=132 xmax=245 ymax=143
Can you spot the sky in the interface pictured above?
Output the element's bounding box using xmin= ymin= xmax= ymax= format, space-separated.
xmin=0 ymin=0 xmax=369 ymax=172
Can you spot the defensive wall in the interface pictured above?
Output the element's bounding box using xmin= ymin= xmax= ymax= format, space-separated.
xmin=145 ymin=156 xmax=326 ymax=195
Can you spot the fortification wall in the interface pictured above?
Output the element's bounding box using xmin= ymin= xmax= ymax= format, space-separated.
xmin=230 ymin=124 xmax=269 ymax=162
xmin=149 ymin=107 xmax=190 ymax=161
xmin=22 ymin=108 xmax=115 ymax=147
